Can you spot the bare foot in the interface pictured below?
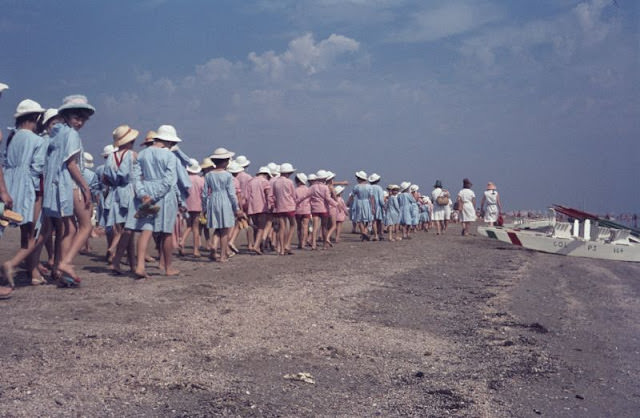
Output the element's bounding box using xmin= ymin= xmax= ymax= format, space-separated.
xmin=0 ymin=286 xmax=13 ymax=299
xmin=165 ymin=269 xmax=180 ymax=276
xmin=57 ymin=263 xmax=81 ymax=283
xmin=2 ymin=262 xmax=15 ymax=288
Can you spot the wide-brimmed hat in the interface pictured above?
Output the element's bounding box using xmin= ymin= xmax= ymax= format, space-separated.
xmin=112 ymin=124 xmax=139 ymax=147
xmin=141 ymin=130 xmax=156 ymax=146
xmin=258 ymin=166 xmax=271 ymax=176
xmin=355 ymin=170 xmax=367 ymax=181
xmin=200 ymin=158 xmax=215 ymax=170
xmin=326 ymin=171 xmax=336 ymax=181
xmin=368 ymin=173 xmax=381 ymax=183
xmin=42 ymin=108 xmax=59 ymax=126
xmin=186 ymin=158 xmax=202 ymax=174
xmin=307 ymin=173 xmax=318 ymax=181
xmin=421 ymin=196 xmax=431 ymax=203
xmin=154 ymin=125 xmax=181 ymax=143
xmin=434 ymin=180 xmax=443 ymax=188
xmin=235 ymin=155 xmax=250 ymax=167
xmin=14 ymin=99 xmax=45 ymax=118
xmin=463 ymin=178 xmax=473 ymax=187
xmin=334 ymin=185 xmax=345 ymax=195
xmin=296 ymin=173 xmax=308 ymax=184
xmin=316 ymin=169 xmax=329 ymax=179
xmin=279 ymin=163 xmax=296 ymax=173
xmin=83 ymin=152 xmax=94 ymax=168
xmin=0 ymin=83 xmax=8 ymax=92
xmin=410 ymin=184 xmax=419 ymax=192
xmin=101 ymin=144 xmax=119 ymax=157
xmin=227 ymin=161 xmax=244 ymax=174
xmin=58 ymin=94 xmax=95 ymax=115
xmin=391 ymin=184 xmax=400 ymax=191
xmin=400 ymin=181 xmax=411 ymax=191
xmin=210 ymin=147 xmax=235 ymax=160
xmin=487 ymin=182 xmax=496 ymax=190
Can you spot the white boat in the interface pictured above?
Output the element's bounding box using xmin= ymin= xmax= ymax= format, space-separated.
xmin=478 ymin=212 xmax=640 ymax=262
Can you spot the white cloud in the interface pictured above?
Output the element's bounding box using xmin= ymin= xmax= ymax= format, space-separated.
xmin=389 ymin=1 xmax=504 ymax=43
xmin=195 ymin=58 xmax=238 ymax=83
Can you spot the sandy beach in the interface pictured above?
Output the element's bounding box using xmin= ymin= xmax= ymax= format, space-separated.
xmin=1 ymin=223 xmax=639 ymax=417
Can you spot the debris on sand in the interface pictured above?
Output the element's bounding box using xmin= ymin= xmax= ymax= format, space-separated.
xmin=283 ymin=372 xmax=316 ymax=384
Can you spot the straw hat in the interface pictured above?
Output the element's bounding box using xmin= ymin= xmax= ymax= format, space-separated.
xmin=257 ymin=166 xmax=271 ymax=176
xmin=368 ymin=173 xmax=381 ymax=183
xmin=101 ymin=144 xmax=119 ymax=157
xmin=296 ymin=172 xmax=308 ymax=184
xmin=210 ymin=147 xmax=234 ymax=159
xmin=58 ymin=94 xmax=95 ymax=114
xmin=334 ymin=185 xmax=345 ymax=195
xmin=235 ymin=155 xmax=250 ymax=167
xmin=186 ymin=158 xmax=202 ymax=174
xmin=154 ymin=125 xmax=181 ymax=143
xmin=434 ymin=180 xmax=443 ymax=188
xmin=227 ymin=161 xmax=244 ymax=174
xmin=200 ymin=158 xmax=215 ymax=170
xmin=391 ymin=184 xmax=401 ymax=191
xmin=410 ymin=184 xmax=419 ymax=192
xmin=42 ymin=108 xmax=59 ymax=126
xmin=0 ymin=83 xmax=8 ymax=92
xmin=141 ymin=130 xmax=156 ymax=146
xmin=486 ymin=182 xmax=496 ymax=190
xmin=421 ymin=196 xmax=431 ymax=203
xmin=400 ymin=181 xmax=411 ymax=191
xmin=112 ymin=124 xmax=139 ymax=147
xmin=14 ymin=99 xmax=45 ymax=118
xmin=307 ymin=173 xmax=317 ymax=181
xmin=355 ymin=170 xmax=368 ymax=181
xmin=279 ymin=163 xmax=296 ymax=174
xmin=83 ymin=152 xmax=94 ymax=169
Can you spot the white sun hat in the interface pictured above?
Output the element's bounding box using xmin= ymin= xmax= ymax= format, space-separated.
xmin=14 ymin=99 xmax=46 ymax=118
xmin=154 ymin=125 xmax=182 ymax=143
xmin=83 ymin=152 xmax=94 ymax=168
xmin=200 ymin=158 xmax=215 ymax=170
xmin=400 ymin=181 xmax=411 ymax=191
xmin=296 ymin=172 xmax=308 ymax=184
xmin=307 ymin=173 xmax=317 ymax=181
xmin=410 ymin=184 xmax=419 ymax=192
xmin=279 ymin=162 xmax=296 ymax=173
xmin=235 ymin=155 xmax=251 ymax=167
xmin=210 ymin=147 xmax=235 ymax=159
xmin=112 ymin=124 xmax=139 ymax=147
xmin=0 ymin=83 xmax=9 ymax=92
xmin=368 ymin=173 xmax=381 ymax=183
xmin=101 ymin=144 xmax=119 ymax=157
xmin=257 ymin=166 xmax=271 ymax=176
xmin=58 ymin=94 xmax=95 ymax=114
xmin=227 ymin=161 xmax=244 ymax=174
xmin=326 ymin=171 xmax=336 ymax=181
xmin=355 ymin=170 xmax=368 ymax=181
xmin=186 ymin=158 xmax=202 ymax=174
xmin=42 ymin=108 xmax=59 ymax=126
xmin=316 ymin=169 xmax=329 ymax=179
xmin=334 ymin=185 xmax=345 ymax=195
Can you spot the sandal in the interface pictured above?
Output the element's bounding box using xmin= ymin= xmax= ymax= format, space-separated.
xmin=31 ymin=276 xmax=47 ymax=286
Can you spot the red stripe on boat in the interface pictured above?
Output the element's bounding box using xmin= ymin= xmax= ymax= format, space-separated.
xmin=507 ymin=232 xmax=523 ymax=246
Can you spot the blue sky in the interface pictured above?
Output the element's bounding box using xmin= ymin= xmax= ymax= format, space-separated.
xmin=1 ymin=0 xmax=638 ymax=213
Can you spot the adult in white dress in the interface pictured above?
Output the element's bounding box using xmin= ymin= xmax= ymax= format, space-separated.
xmin=457 ymin=178 xmax=476 ymax=236
xmin=480 ymin=182 xmax=502 ymax=226
xmin=431 ymin=180 xmax=449 ymax=235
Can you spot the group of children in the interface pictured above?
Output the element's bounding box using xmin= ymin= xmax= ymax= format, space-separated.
xmin=0 ymin=86 xmax=487 ymax=300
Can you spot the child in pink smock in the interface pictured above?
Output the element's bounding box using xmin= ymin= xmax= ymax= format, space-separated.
xmin=179 ymin=159 xmax=205 ymax=257
xmin=294 ymin=173 xmax=311 ymax=249
xmin=245 ymin=167 xmax=273 ymax=254
xmin=271 ymin=163 xmax=297 ymax=255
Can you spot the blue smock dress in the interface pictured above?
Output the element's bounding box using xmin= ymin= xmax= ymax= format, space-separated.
xmin=93 ymin=164 xmax=109 ymax=227
xmin=127 ymin=146 xmax=177 ymax=233
xmin=397 ymin=192 xmax=415 ymax=226
xmin=384 ymin=195 xmax=400 ymax=226
xmin=410 ymin=197 xmax=420 ymax=226
xmin=103 ymin=150 xmax=136 ymax=226
xmin=3 ymin=129 xmax=46 ymax=225
xmin=42 ymin=123 xmax=84 ymax=218
xmin=203 ymin=170 xmax=238 ymax=229
xmin=351 ymin=184 xmax=373 ymax=223
xmin=370 ymin=184 xmax=385 ymax=221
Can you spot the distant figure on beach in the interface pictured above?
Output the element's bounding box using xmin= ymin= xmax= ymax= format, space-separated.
xmin=431 ymin=180 xmax=449 ymax=235
xmin=480 ymin=182 xmax=502 ymax=226
xmin=457 ymin=178 xmax=476 ymax=236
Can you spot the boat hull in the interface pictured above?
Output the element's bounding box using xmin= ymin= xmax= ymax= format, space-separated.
xmin=478 ymin=226 xmax=640 ymax=262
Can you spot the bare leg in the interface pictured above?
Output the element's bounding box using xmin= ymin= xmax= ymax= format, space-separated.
xmin=135 ymin=230 xmax=152 ymax=278
xmin=162 ymin=233 xmax=178 ymax=275
xmin=58 ymin=193 xmax=93 ymax=281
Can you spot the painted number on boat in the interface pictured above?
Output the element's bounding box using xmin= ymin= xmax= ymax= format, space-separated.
xmin=587 ymin=244 xmax=597 ymax=252
xmin=613 ymin=247 xmax=624 ymax=254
